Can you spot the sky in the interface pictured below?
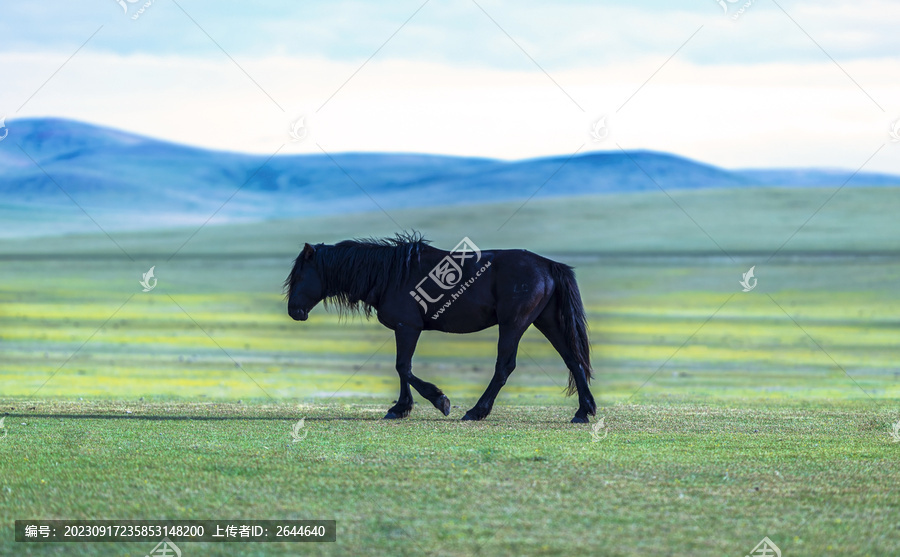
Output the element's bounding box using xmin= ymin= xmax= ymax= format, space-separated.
xmin=1 ymin=0 xmax=898 ymax=172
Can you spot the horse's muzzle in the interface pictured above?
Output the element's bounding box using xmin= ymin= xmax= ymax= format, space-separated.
xmin=289 ymin=308 xmax=309 ymax=321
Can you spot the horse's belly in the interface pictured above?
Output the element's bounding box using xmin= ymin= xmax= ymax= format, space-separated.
xmin=423 ymin=306 xmax=497 ymax=333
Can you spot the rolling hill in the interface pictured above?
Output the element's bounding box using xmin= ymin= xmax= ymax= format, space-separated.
xmin=2 ymin=117 xmax=899 ymax=238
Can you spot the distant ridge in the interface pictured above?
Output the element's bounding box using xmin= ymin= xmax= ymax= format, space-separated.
xmin=2 ymin=118 xmax=899 ymax=237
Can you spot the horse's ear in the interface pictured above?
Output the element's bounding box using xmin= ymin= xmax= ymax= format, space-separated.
xmin=302 ymin=243 xmax=316 ymax=260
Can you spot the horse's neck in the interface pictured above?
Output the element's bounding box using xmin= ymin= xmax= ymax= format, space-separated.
xmin=326 ymin=259 xmax=376 ymax=301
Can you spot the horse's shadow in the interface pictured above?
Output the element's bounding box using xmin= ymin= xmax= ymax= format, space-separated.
xmin=3 ymin=412 xmax=575 ymax=424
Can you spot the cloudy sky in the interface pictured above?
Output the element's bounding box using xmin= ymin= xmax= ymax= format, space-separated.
xmin=1 ymin=0 xmax=898 ymax=172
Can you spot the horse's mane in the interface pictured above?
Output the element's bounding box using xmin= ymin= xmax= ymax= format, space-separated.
xmin=285 ymin=231 xmax=431 ymax=317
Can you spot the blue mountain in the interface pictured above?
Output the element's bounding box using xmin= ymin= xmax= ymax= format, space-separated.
xmin=2 ymin=118 xmax=899 ymax=237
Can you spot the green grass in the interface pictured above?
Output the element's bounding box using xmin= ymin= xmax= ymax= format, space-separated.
xmin=4 ymin=187 xmax=900 ymax=256
xmin=2 ymin=401 xmax=898 ymax=556
xmin=2 ymin=188 xmax=900 ymax=555
xmin=2 ymin=255 xmax=898 ymax=402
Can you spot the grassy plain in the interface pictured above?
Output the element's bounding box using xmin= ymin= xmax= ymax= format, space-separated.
xmin=2 ymin=188 xmax=899 ymax=555
xmin=2 ymin=401 xmax=898 ymax=556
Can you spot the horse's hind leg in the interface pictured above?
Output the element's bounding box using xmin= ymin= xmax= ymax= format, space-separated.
xmin=384 ymin=325 xmax=450 ymax=419
xmin=462 ymin=324 xmax=527 ymax=421
xmin=533 ymin=311 xmax=596 ymax=423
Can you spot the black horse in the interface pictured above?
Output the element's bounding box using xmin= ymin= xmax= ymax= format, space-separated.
xmin=284 ymin=232 xmax=596 ymax=423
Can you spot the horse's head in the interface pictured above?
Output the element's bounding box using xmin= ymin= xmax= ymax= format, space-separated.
xmin=285 ymin=243 xmax=325 ymax=321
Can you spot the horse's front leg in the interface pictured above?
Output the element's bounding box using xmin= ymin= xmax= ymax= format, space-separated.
xmin=383 ymin=326 xmax=419 ymax=419
xmin=384 ymin=324 xmax=450 ymax=419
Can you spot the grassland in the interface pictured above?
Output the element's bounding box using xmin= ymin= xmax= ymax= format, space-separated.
xmin=2 ymin=188 xmax=899 ymax=555
xmin=2 ymin=400 xmax=898 ymax=556
xmin=4 ymin=186 xmax=900 ymax=256
xmin=2 ymin=256 xmax=898 ymax=403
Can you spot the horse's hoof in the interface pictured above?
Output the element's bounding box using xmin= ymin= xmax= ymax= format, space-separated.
xmin=383 ymin=411 xmax=407 ymax=419
xmin=461 ymin=410 xmax=484 ymax=421
xmin=434 ymin=395 xmax=451 ymax=416
xmin=571 ymin=416 xmax=589 ymax=424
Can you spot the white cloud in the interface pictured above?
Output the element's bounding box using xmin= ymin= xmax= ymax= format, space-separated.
xmin=2 ymin=51 xmax=898 ymax=173
xmin=2 ymin=0 xmax=899 ymax=66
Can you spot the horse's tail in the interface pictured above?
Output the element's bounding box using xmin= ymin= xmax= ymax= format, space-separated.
xmin=548 ymin=262 xmax=592 ymax=396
